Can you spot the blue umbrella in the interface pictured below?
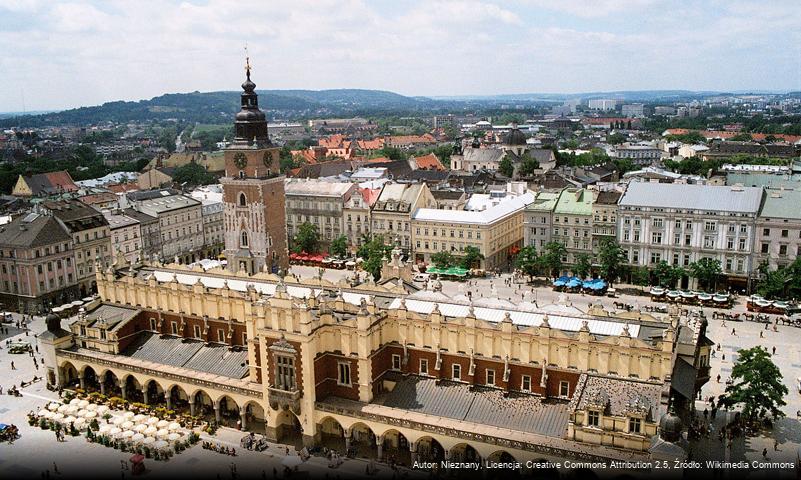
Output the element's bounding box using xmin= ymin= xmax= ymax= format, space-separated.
xmin=553 ymin=280 xmax=566 ymax=287
xmin=566 ymin=279 xmax=581 ymax=288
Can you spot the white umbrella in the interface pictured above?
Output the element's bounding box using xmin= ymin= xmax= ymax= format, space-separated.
xmin=64 ymin=416 xmax=77 ymax=424
xmin=282 ymin=456 xmax=303 ymax=468
xmin=96 ymin=405 xmax=109 ymax=415
xmin=66 ymin=406 xmax=79 ymax=415
xmin=48 ymin=403 xmax=60 ymax=411
xmin=146 ymin=417 xmax=159 ymax=425
xmin=77 ymin=409 xmax=88 ymax=418
xmin=132 ymin=433 xmax=145 ymax=442
xmin=142 ymin=437 xmax=155 ymax=445
xmin=99 ymin=425 xmax=111 ymax=434
xmin=52 ymin=413 xmax=65 ymax=421
xmin=112 ymin=417 xmax=125 ymax=426
xmin=37 ymin=408 xmax=48 ymax=417
xmin=69 ymin=399 xmax=80 ymax=406
xmin=156 ymin=420 xmax=169 ymax=428
xmin=84 ymin=411 xmax=97 ymax=419
xmin=86 ymin=404 xmax=98 ymax=411
xmin=57 ymin=405 xmax=69 ymax=413
xmin=154 ymin=440 xmax=169 ymax=449
xmin=122 ymin=421 xmax=135 ymax=430
xmin=78 ymin=400 xmax=89 ymax=408
xmin=121 ymin=430 xmax=135 ymax=439
xmin=133 ymin=414 xmax=147 ymax=423
xmin=156 ymin=429 xmax=169 ymax=438
xmin=168 ymin=422 xmax=181 ymax=431
xmin=123 ymin=411 xmax=135 ymax=419
xmin=40 ymin=410 xmax=52 ymax=419
xmin=109 ymin=427 xmax=122 ymax=436
xmin=167 ymin=433 xmax=180 ymax=442
xmin=73 ymin=418 xmax=86 ymax=427
xmin=134 ymin=424 xmax=148 ymax=433
xmin=144 ymin=426 xmax=157 ymax=436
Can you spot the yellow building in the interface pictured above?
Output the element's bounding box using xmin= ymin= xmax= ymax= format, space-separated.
xmin=40 ymin=260 xmax=709 ymax=473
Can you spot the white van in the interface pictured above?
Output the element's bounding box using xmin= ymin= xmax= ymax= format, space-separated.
xmin=413 ymin=273 xmax=430 ymax=283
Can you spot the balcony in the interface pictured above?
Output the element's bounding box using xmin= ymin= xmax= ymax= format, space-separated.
xmin=267 ymin=386 xmax=302 ymax=411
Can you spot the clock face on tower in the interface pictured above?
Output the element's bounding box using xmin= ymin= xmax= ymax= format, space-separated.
xmin=263 ymin=151 xmax=272 ymax=168
xmin=234 ymin=152 xmax=247 ymax=170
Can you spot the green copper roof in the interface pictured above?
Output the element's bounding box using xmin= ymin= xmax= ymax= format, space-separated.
xmin=554 ymin=188 xmax=593 ymax=216
xmin=759 ymin=190 xmax=801 ymax=220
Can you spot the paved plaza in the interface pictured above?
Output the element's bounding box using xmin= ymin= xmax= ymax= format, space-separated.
xmin=2 ymin=266 xmax=801 ymax=478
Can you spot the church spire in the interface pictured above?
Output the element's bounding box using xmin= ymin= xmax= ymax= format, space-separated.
xmin=233 ymin=50 xmax=269 ymax=146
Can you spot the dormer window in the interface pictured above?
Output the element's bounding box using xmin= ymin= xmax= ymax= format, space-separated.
xmin=628 ymin=416 xmax=642 ymax=434
xmin=587 ymin=410 xmax=600 ymax=427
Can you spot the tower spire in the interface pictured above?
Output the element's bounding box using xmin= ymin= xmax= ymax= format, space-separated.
xmin=244 ymin=44 xmax=251 ymax=80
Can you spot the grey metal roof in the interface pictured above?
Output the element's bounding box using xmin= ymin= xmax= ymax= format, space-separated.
xmin=0 ymin=214 xmax=71 ymax=248
xmin=83 ymin=304 xmax=140 ymax=330
xmin=574 ymin=375 xmax=663 ymax=418
xmin=122 ymin=332 xmax=248 ymax=379
xmin=381 ymin=376 xmax=569 ymax=437
xmin=759 ymin=190 xmax=801 ymax=220
xmin=619 ymin=182 xmax=763 ymax=213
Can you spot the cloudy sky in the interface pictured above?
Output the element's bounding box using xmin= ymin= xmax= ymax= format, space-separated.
xmin=1 ymin=0 xmax=800 ymax=111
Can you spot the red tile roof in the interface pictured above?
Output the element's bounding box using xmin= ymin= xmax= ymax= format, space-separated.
xmin=412 ymin=153 xmax=446 ymax=171
xmin=106 ymin=183 xmax=139 ymax=194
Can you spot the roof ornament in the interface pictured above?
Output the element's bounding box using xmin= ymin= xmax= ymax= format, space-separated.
xmin=244 ymin=44 xmax=251 ymax=80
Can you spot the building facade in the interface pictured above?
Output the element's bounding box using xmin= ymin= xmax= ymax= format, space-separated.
xmin=552 ymin=189 xmax=594 ymax=266
xmin=126 ymin=190 xmax=204 ymax=264
xmin=523 ymin=191 xmax=559 ymax=250
xmin=592 ymin=190 xmax=622 ymax=255
xmin=618 ymin=183 xmax=763 ymax=290
xmin=753 ymin=190 xmax=801 ymax=271
xmin=371 ymin=183 xmax=435 ymax=254
xmin=104 ymin=212 xmax=142 ymax=266
xmin=285 ymin=179 xmax=355 ymax=250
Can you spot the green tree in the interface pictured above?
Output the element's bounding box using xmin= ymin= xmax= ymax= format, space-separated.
xmin=357 ymin=235 xmax=392 ymax=282
xmin=606 ymin=133 xmax=626 ymax=145
xmin=498 ymin=155 xmax=514 ymax=178
xmin=718 ymin=346 xmax=788 ymax=423
xmin=688 ymin=258 xmax=722 ymax=292
xmin=541 ymin=242 xmax=567 ymax=278
xmin=279 ymin=146 xmax=298 ymax=173
xmin=460 ymin=246 xmax=484 ymax=269
xmin=653 ymin=261 xmax=684 ymax=288
xmin=631 ymin=267 xmax=651 ymax=290
xmin=292 ymin=222 xmax=320 ymax=254
xmin=729 ymin=133 xmax=754 ymax=142
xmin=431 ymin=251 xmax=455 ymax=269
xmin=518 ymin=153 xmax=540 ymax=176
xmin=514 ymin=246 xmax=539 ymax=282
xmin=380 ymin=146 xmax=406 ymax=161
xmin=172 ymin=162 xmax=216 ymax=186
xmin=597 ymin=238 xmax=627 ymax=285
xmin=574 ymin=253 xmax=593 ymax=279
xmin=329 ymin=235 xmax=348 ymax=258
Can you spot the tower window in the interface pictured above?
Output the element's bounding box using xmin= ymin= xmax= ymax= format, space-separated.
xmin=241 ymin=231 xmax=249 ymax=247
xmin=239 ymin=192 xmax=247 ymax=207
xmin=239 ymin=171 xmax=245 ymax=179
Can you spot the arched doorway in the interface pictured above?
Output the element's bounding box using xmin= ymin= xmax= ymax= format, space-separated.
xmin=82 ymin=366 xmax=100 ymax=392
xmin=317 ymin=417 xmax=346 ymax=452
xmin=145 ymin=380 xmax=165 ymax=406
xmin=124 ymin=375 xmax=143 ymax=403
xmin=349 ymin=422 xmax=377 ymax=459
xmin=486 ymin=451 xmax=520 ymax=479
xmin=168 ymin=385 xmax=190 ymax=413
xmin=101 ymin=371 xmax=121 ymax=397
xmin=381 ymin=429 xmax=411 ymax=466
xmin=192 ymin=390 xmax=214 ymax=420
xmin=217 ymin=395 xmax=240 ymax=428
xmin=415 ymin=436 xmax=445 ymax=464
xmin=242 ymin=401 xmax=265 ymax=433
xmin=275 ymin=408 xmax=303 ymax=450
xmin=450 ymin=443 xmax=480 ymax=463
xmin=61 ymin=362 xmax=79 ymax=388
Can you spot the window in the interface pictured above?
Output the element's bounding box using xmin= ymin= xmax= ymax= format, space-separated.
xmin=628 ymin=417 xmax=642 ymax=434
xmin=738 ymin=238 xmax=746 ymax=251
xmin=239 ymin=192 xmax=247 ymax=206
xmin=276 ymin=355 xmax=296 ymax=391
xmin=782 ymin=229 xmax=789 ymax=238
xmin=218 ymin=328 xmax=225 ymax=343
xmin=171 ymin=321 xmax=178 ymax=335
xmin=452 ymin=364 xmax=462 ymax=381
xmin=419 ymin=359 xmax=429 ymax=375
xmin=193 ymin=325 xmax=201 ymax=338
xmin=486 ymin=369 xmax=495 ymax=386
xmin=391 ymin=354 xmax=401 ymax=370
xmin=149 ymin=318 xmax=157 ymax=330
xmin=240 ymin=231 xmax=249 ymax=247
xmin=521 ymin=375 xmax=531 ymax=392
xmin=337 ymin=362 xmax=351 ymax=386
xmin=761 ymin=243 xmax=769 ymax=254
xmin=559 ymin=381 xmax=569 ymax=397
xmin=780 ymin=245 xmax=788 ymax=256
xmin=587 ymin=410 xmax=600 ymax=427
xmin=651 ymin=232 xmax=662 ymax=244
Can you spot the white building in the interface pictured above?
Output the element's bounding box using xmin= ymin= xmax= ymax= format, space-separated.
xmin=588 ymin=99 xmax=618 ymax=110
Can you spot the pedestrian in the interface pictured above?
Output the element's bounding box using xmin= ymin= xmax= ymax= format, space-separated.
xmin=722 ymin=354 xmax=726 ymax=361
xmin=35 ymin=345 xmax=39 ymax=353
xmin=53 ymin=463 xmax=59 ymax=475
xmin=763 ymin=447 xmax=768 ymax=459
xmin=716 ymin=374 xmax=721 ymax=383
xmin=731 ymin=328 xmax=736 ymax=336
xmin=772 ymin=346 xmax=776 ymax=355
xmin=774 ymin=440 xmax=779 ymax=451
xmin=760 ymin=331 xmax=764 ymax=338
xmin=11 ymin=361 xmax=15 ymax=370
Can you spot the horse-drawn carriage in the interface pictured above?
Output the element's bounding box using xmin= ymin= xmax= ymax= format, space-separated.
xmin=0 ymin=423 xmax=19 ymax=443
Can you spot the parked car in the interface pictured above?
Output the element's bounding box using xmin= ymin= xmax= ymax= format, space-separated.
xmin=413 ymin=273 xmax=430 ymax=283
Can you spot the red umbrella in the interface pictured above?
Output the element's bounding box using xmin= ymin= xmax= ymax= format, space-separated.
xmin=130 ymin=454 xmax=144 ymax=463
